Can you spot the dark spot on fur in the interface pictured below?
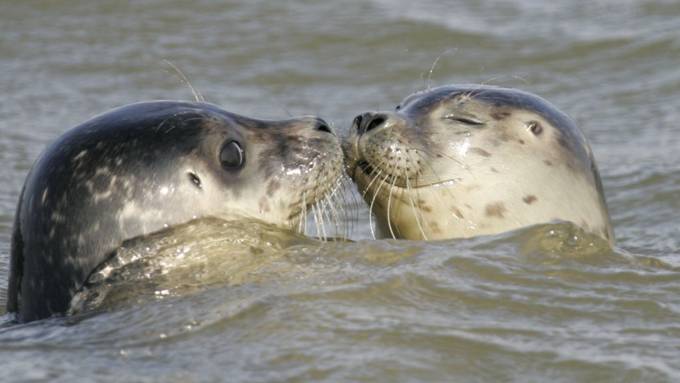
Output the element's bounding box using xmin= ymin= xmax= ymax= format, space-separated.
xmin=518 ymin=139 xmax=525 ymax=145
xmin=451 ymin=206 xmax=464 ymax=219
xmin=421 ymin=205 xmax=432 ymax=213
xmin=485 ymin=202 xmax=506 ymax=218
xmin=266 ymin=180 xmax=280 ymax=195
xmin=557 ymin=136 xmax=570 ymax=150
xmin=544 ymin=160 xmax=553 ymax=166
xmin=491 ymin=110 xmax=512 ymax=120
xmin=471 ymin=147 xmax=492 ymax=158
xmin=498 ymin=131 xmax=513 ymax=143
xmin=91 ymin=173 xmax=110 ymax=193
xmin=429 ymin=221 xmax=441 ymax=234
xmin=523 ymin=195 xmax=537 ymax=204
xmin=490 ymin=167 xmax=499 ymax=173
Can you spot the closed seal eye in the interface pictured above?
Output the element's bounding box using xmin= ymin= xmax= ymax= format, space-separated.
xmin=444 ymin=114 xmax=485 ymax=126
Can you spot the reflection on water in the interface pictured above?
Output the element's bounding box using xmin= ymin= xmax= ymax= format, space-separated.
xmin=1 ymin=0 xmax=680 ymax=381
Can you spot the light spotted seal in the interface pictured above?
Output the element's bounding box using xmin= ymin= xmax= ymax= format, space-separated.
xmin=345 ymin=85 xmax=613 ymax=243
xmin=7 ymin=101 xmax=343 ymax=322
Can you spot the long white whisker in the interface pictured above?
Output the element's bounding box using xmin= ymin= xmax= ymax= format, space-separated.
xmin=302 ymin=192 xmax=308 ymax=235
xmin=368 ymin=173 xmax=391 ymax=240
xmin=161 ymin=59 xmax=205 ymax=103
xmin=386 ymin=170 xmax=397 ymax=240
xmin=406 ymin=176 xmax=429 ymax=240
xmin=317 ymin=199 xmax=328 ymax=240
xmin=322 ymin=188 xmax=340 ymax=240
xmin=341 ymin=174 xmax=360 ymax=238
xmin=424 ymin=48 xmax=457 ymax=91
xmin=362 ymin=167 xmax=384 ymax=198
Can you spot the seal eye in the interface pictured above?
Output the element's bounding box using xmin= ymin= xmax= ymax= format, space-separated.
xmin=395 ymin=105 xmax=401 ymax=110
xmin=528 ymin=121 xmax=543 ymax=135
xmin=445 ymin=115 xmax=484 ymax=126
xmin=220 ymin=140 xmax=245 ymax=169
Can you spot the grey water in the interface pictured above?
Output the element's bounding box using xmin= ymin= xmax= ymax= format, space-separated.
xmin=1 ymin=0 xmax=680 ymax=381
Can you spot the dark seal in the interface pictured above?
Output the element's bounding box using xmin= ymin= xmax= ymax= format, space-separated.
xmin=7 ymin=101 xmax=343 ymax=322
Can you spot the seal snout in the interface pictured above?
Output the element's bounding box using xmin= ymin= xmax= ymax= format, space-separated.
xmin=313 ymin=118 xmax=334 ymax=135
xmin=353 ymin=112 xmax=388 ymax=135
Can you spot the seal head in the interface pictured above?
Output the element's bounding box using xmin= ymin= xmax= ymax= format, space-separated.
xmin=8 ymin=101 xmax=343 ymax=321
xmin=345 ymin=85 xmax=613 ymax=243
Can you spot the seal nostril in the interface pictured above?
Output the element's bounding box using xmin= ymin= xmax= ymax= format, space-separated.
xmin=353 ymin=115 xmax=363 ymax=131
xmin=365 ymin=116 xmax=385 ymax=133
xmin=316 ymin=123 xmax=332 ymax=134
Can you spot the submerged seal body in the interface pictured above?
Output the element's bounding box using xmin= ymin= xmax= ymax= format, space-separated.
xmin=345 ymin=85 xmax=613 ymax=243
xmin=8 ymin=101 xmax=342 ymax=322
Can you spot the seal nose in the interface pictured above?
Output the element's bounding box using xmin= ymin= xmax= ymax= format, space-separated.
xmin=354 ymin=113 xmax=387 ymax=135
xmin=314 ymin=118 xmax=334 ymax=135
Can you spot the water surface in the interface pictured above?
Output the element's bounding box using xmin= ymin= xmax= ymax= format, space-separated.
xmin=1 ymin=0 xmax=679 ymax=381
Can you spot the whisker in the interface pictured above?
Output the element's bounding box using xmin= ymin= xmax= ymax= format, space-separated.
xmin=161 ymin=59 xmax=205 ymax=103
xmin=409 ymin=147 xmax=468 ymax=172
xmin=368 ymin=172 xmax=390 ymax=240
xmin=386 ymin=166 xmax=398 ymax=239
xmin=302 ymin=192 xmax=308 ymax=235
xmin=362 ymin=168 xmax=384 ymax=198
xmin=323 ymin=182 xmax=343 ymax=239
xmin=338 ymin=175 xmax=355 ymax=239
xmin=311 ymin=201 xmax=324 ymax=240
xmin=340 ymin=176 xmax=357 ymax=239
xmin=342 ymin=174 xmax=361 ymax=238
xmin=400 ymin=149 xmax=434 ymax=240
xmin=409 ymin=150 xmax=468 ymax=226
xmin=318 ymin=194 xmax=330 ymax=241
xmin=423 ymin=48 xmax=458 ymax=91
xmin=406 ymin=176 xmax=429 ymax=240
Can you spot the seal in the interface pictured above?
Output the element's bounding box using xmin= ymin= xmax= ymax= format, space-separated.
xmin=7 ymin=101 xmax=343 ymax=322
xmin=345 ymin=85 xmax=614 ymax=243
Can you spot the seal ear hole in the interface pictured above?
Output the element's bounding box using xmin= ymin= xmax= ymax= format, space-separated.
xmin=220 ymin=140 xmax=245 ymax=170
xmin=528 ymin=121 xmax=543 ymax=136
xmin=187 ymin=172 xmax=202 ymax=189
xmin=395 ymin=105 xmax=401 ymax=110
